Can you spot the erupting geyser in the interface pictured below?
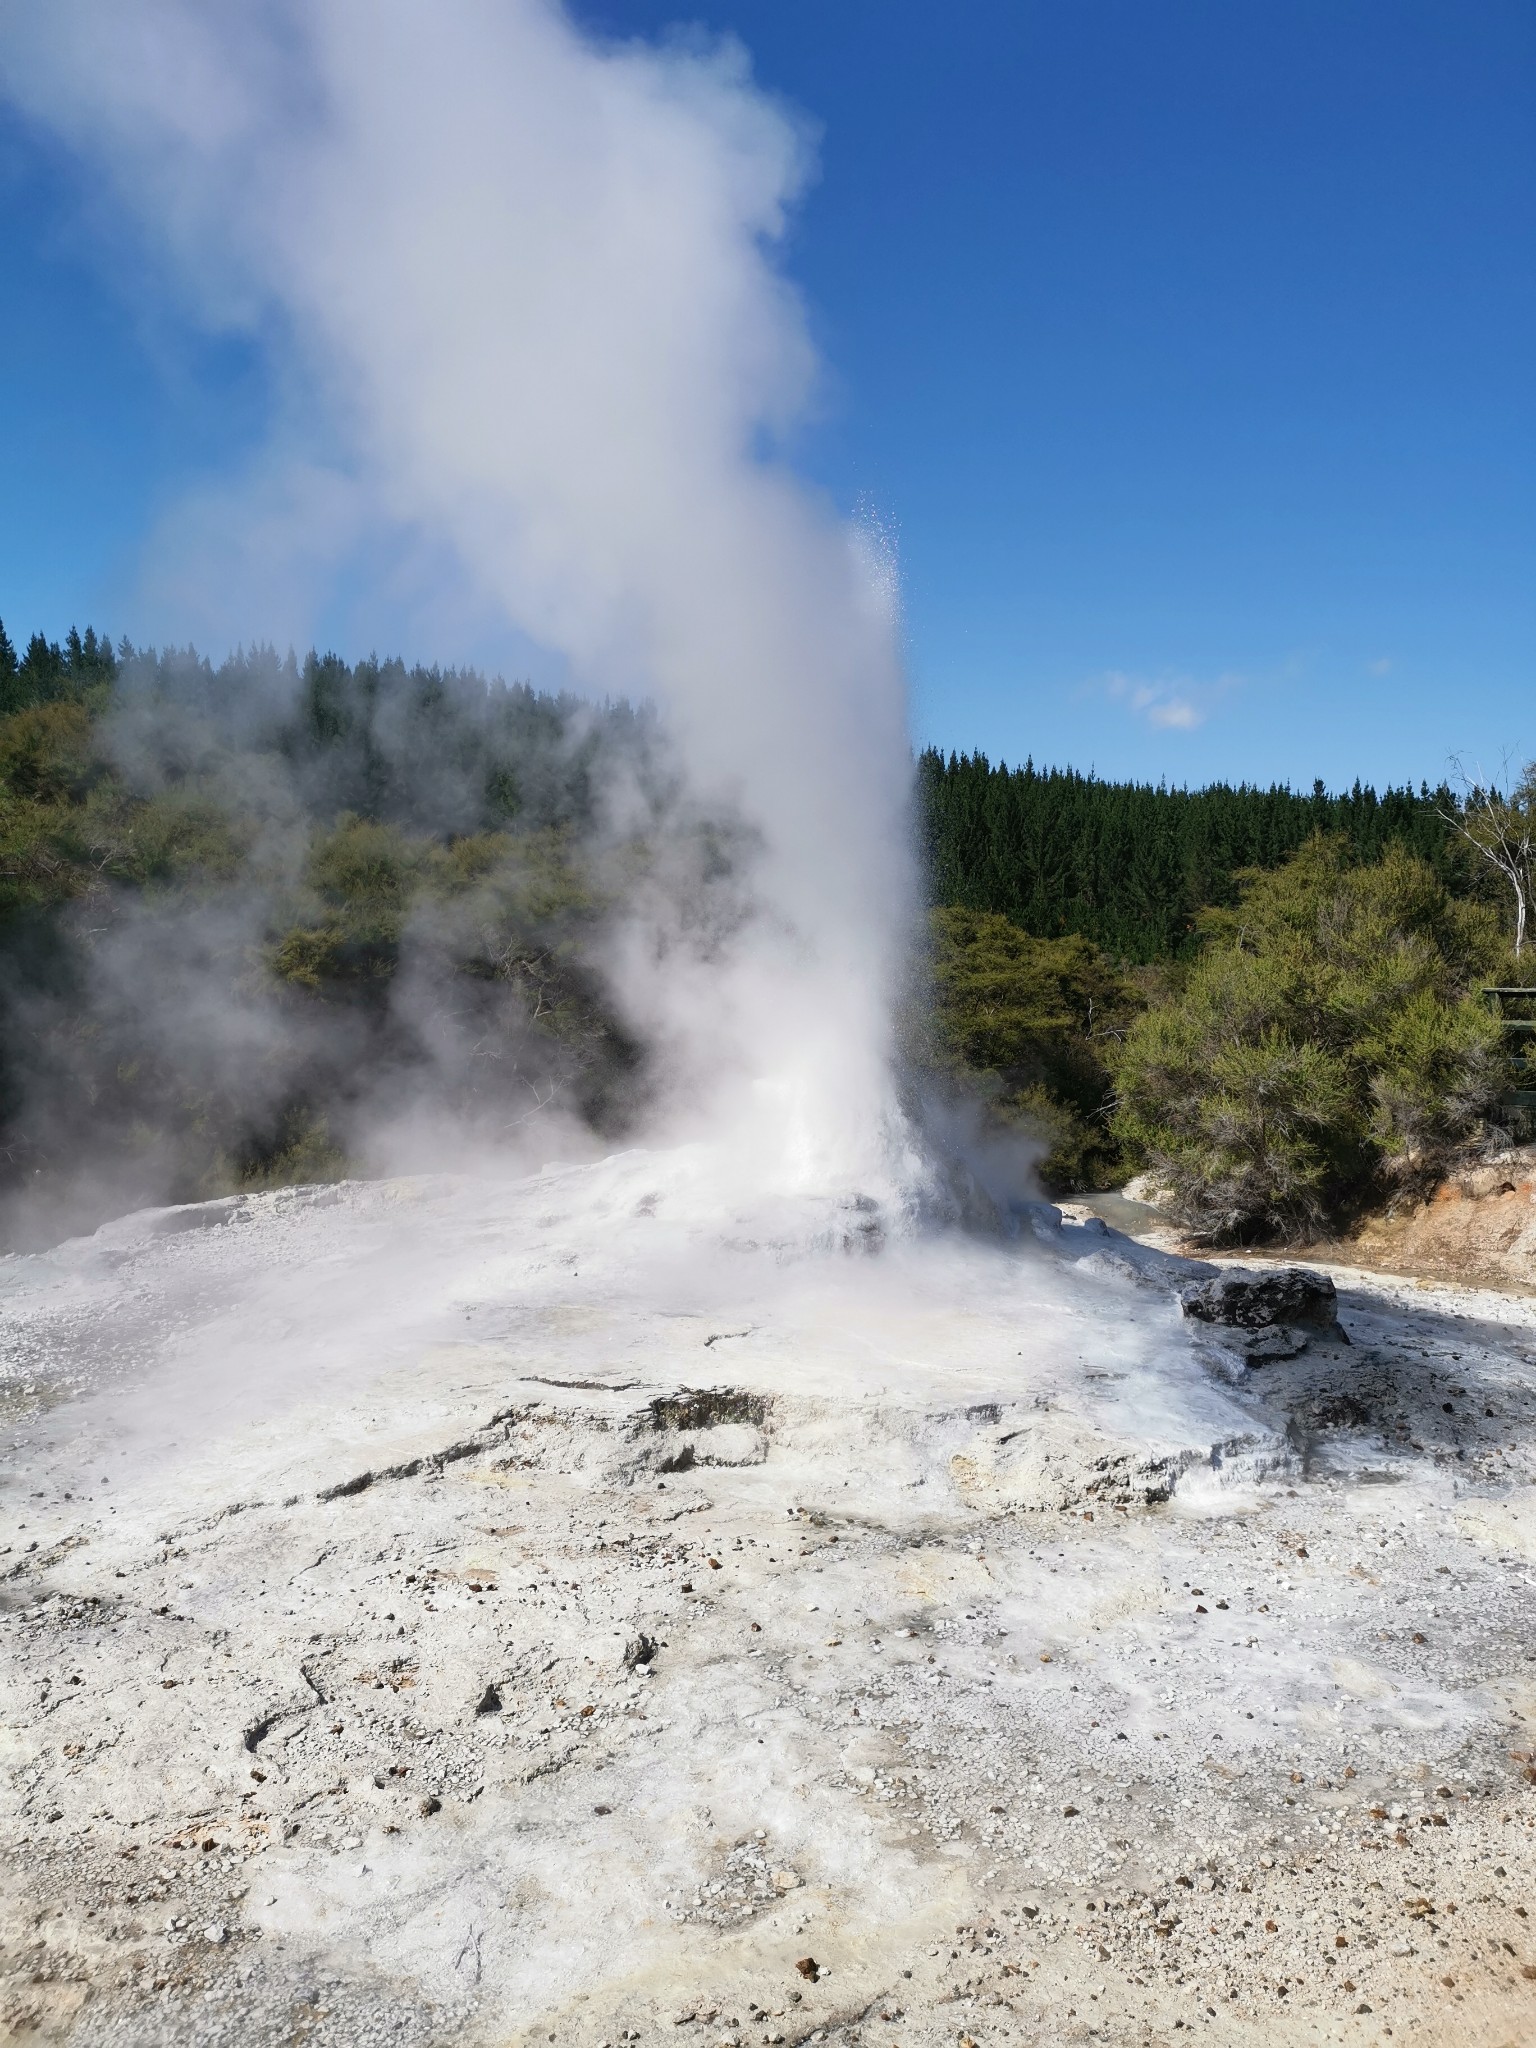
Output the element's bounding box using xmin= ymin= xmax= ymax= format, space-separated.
xmin=1 ymin=0 xmax=920 ymax=1214
xmin=2 ymin=8 xmax=1534 ymax=2046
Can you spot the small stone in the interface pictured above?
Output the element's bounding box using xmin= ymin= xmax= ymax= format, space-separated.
xmin=204 ymin=1923 xmax=227 ymax=1945
xmin=418 ymin=1795 xmax=442 ymax=1816
xmin=795 ymin=1956 xmax=819 ymax=1981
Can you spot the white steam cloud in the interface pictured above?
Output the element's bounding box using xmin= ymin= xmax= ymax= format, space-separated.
xmin=0 ymin=0 xmax=917 ymax=1204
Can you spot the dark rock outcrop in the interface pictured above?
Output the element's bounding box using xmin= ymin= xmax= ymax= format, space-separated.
xmin=1179 ymin=1266 xmax=1340 ymax=1334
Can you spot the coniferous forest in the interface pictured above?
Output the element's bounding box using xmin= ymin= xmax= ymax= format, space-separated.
xmin=918 ymin=747 xmax=1484 ymax=961
xmin=1 ymin=615 xmax=1529 ymax=1248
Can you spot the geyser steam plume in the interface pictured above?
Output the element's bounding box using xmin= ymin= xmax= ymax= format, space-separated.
xmin=0 ymin=0 xmax=917 ymax=1203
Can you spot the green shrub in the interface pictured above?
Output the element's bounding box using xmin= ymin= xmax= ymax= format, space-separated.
xmin=108 ymin=789 xmax=247 ymax=885
xmin=1112 ymin=837 xmax=1505 ymax=1240
xmin=919 ymin=907 xmax=1139 ymax=1191
xmin=0 ymin=701 xmax=98 ymax=805
xmin=308 ymin=813 xmax=423 ymax=909
xmin=232 ymin=1109 xmax=349 ymax=1191
xmin=1363 ymin=991 xmax=1507 ymax=1192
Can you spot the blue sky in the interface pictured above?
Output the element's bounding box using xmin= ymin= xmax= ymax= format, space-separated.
xmin=1 ymin=0 xmax=1532 ymax=790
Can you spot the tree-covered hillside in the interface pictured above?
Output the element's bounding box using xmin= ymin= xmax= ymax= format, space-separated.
xmin=919 ymin=747 xmax=1488 ymax=961
xmin=0 ymin=621 xmax=663 ymax=1247
xmin=917 ymin=746 xmax=1535 ymax=1227
xmin=3 ymin=613 xmax=1528 ymax=1249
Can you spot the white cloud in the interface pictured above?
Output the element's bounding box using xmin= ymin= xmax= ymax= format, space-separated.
xmin=1144 ymin=694 xmax=1202 ymax=730
xmin=1102 ymin=669 xmax=1218 ymax=733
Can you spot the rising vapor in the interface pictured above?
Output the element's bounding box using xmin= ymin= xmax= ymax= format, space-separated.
xmin=0 ymin=0 xmax=917 ymax=1203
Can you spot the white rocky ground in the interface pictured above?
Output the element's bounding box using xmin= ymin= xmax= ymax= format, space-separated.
xmin=1 ymin=1154 xmax=1534 ymax=2048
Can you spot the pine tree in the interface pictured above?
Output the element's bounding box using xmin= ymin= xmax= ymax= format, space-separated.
xmin=0 ymin=619 xmax=18 ymax=717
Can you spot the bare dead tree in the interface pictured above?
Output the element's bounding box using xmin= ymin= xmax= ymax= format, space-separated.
xmin=500 ymin=1078 xmax=560 ymax=1130
xmin=1441 ymin=754 xmax=1536 ymax=960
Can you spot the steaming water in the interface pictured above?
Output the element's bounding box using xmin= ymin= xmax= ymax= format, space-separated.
xmin=0 ymin=0 xmax=1278 ymax=1544
xmin=0 ymin=0 xmax=918 ymax=1214
xmin=1 ymin=1151 xmax=1274 ymax=1514
xmin=0 ymin=0 xmax=1311 ymax=1610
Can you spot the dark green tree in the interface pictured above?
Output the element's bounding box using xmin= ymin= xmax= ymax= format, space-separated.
xmin=917 ymin=907 xmax=1139 ymax=1190
xmin=1111 ymin=837 xmax=1506 ymax=1241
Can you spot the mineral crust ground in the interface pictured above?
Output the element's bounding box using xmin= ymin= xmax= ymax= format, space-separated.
xmin=1 ymin=1157 xmax=1533 ymax=2046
